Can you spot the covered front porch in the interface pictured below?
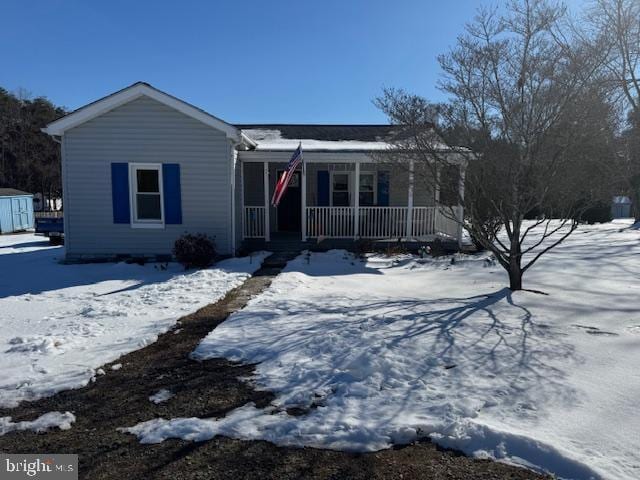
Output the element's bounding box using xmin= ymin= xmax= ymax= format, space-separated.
xmin=238 ymin=151 xmax=464 ymax=247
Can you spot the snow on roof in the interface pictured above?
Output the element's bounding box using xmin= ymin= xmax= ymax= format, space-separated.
xmin=237 ymin=124 xmax=457 ymax=152
xmin=613 ymin=196 xmax=632 ymax=204
xmin=239 ymin=126 xmax=395 ymax=152
xmin=241 ymin=128 xmax=394 ymax=151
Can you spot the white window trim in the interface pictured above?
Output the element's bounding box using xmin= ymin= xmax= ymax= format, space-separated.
xmin=129 ymin=163 xmax=165 ymax=229
xmin=329 ymin=170 xmax=378 ymax=206
xmin=358 ymin=171 xmax=378 ymax=206
xmin=330 ymin=171 xmax=351 ymax=207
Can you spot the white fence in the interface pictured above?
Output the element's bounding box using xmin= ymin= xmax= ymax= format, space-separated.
xmin=243 ymin=205 xmax=461 ymax=241
xmin=243 ymin=206 xmax=266 ymax=238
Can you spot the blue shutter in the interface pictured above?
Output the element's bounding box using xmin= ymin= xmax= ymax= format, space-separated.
xmin=162 ymin=163 xmax=182 ymax=224
xmin=317 ymin=171 xmax=330 ymax=206
xmin=377 ymin=171 xmax=389 ymax=206
xmin=111 ymin=163 xmax=130 ymax=224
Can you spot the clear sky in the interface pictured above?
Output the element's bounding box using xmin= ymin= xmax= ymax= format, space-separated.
xmin=1 ymin=0 xmax=586 ymax=124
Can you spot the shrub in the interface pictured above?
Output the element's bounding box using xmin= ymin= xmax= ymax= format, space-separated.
xmin=354 ymin=238 xmax=374 ymax=255
xmin=578 ymin=201 xmax=612 ymax=225
xmin=173 ymin=233 xmax=216 ymax=269
xmin=429 ymin=238 xmax=447 ymax=257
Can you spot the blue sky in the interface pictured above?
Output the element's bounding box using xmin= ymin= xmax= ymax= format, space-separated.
xmin=1 ymin=0 xmax=586 ymax=124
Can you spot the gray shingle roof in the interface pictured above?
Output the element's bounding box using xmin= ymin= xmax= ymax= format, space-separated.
xmin=0 ymin=188 xmax=31 ymax=197
xmin=234 ymin=124 xmax=402 ymax=142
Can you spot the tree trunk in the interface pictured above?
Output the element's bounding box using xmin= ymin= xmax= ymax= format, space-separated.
xmin=508 ymin=260 xmax=523 ymax=290
xmin=508 ymin=219 xmax=523 ymax=291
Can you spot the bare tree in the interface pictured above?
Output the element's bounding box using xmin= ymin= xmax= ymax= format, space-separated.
xmin=376 ymin=0 xmax=617 ymax=291
xmin=583 ymin=0 xmax=640 ymax=218
xmin=585 ymin=0 xmax=640 ymax=110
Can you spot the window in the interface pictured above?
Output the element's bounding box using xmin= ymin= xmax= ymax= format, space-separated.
xmin=331 ymin=173 xmax=350 ymax=206
xmin=130 ymin=164 xmax=164 ymax=227
xmin=359 ymin=173 xmax=376 ymax=206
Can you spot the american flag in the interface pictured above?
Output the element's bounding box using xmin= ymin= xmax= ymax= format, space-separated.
xmin=271 ymin=143 xmax=303 ymax=207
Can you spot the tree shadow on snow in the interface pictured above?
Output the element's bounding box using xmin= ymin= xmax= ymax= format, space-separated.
xmin=228 ymin=287 xmax=580 ymax=457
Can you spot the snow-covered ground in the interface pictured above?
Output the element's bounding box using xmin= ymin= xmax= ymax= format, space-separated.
xmin=0 ymin=233 xmax=268 ymax=408
xmin=124 ymin=220 xmax=640 ymax=480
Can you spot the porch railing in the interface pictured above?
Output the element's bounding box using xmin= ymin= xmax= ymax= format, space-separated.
xmin=306 ymin=206 xmax=355 ymax=238
xmin=243 ymin=206 xmax=266 ymax=238
xmin=358 ymin=206 xmax=408 ymax=238
xmin=305 ymin=206 xmax=461 ymax=240
xmin=412 ymin=206 xmax=460 ymax=239
xmin=242 ymin=205 xmax=461 ymax=241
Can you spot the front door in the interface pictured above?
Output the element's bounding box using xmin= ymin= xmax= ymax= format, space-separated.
xmin=276 ymin=171 xmax=301 ymax=232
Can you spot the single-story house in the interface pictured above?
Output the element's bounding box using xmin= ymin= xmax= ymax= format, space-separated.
xmin=0 ymin=188 xmax=34 ymax=234
xmin=43 ymin=82 xmax=465 ymax=261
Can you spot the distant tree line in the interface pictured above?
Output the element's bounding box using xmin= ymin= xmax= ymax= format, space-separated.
xmin=0 ymin=87 xmax=66 ymax=209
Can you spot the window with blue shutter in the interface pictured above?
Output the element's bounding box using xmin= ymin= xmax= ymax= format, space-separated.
xmin=111 ymin=163 xmax=130 ymax=223
xmin=377 ymin=171 xmax=389 ymax=206
xmin=162 ymin=164 xmax=182 ymax=224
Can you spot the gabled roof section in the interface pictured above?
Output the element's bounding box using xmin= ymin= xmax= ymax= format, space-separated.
xmin=43 ymin=82 xmax=255 ymax=146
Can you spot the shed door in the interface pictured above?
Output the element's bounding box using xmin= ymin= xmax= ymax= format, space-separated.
xmin=11 ymin=197 xmax=29 ymax=230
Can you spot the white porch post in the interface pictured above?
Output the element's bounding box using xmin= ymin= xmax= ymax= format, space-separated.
xmin=263 ymin=161 xmax=270 ymax=242
xmin=406 ymin=159 xmax=414 ymax=239
xmin=239 ymin=157 xmax=245 ymax=241
xmin=230 ymin=147 xmax=237 ymax=255
xmin=354 ymin=161 xmax=360 ymax=239
xmin=457 ymin=164 xmax=466 ymax=249
xmin=301 ymin=160 xmax=307 ymax=241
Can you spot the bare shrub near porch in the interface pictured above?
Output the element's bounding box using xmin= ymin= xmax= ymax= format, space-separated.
xmin=173 ymin=233 xmax=217 ymax=270
xmin=375 ymin=0 xmax=618 ymax=290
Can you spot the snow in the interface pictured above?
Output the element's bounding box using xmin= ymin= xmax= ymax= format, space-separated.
xmin=241 ymin=128 xmax=454 ymax=152
xmin=242 ymin=128 xmax=395 ymax=151
xmin=1 ymin=411 xmax=76 ymax=435
xmin=0 ymin=233 xmax=269 ymax=408
xmin=124 ymin=220 xmax=640 ymax=480
xmin=149 ymin=389 xmax=173 ymax=404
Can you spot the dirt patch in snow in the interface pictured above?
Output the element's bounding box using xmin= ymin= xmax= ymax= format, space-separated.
xmin=0 ymin=263 xmax=547 ymax=480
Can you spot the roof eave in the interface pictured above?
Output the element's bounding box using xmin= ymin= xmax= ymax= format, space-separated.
xmin=43 ymin=82 xmax=243 ymax=142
